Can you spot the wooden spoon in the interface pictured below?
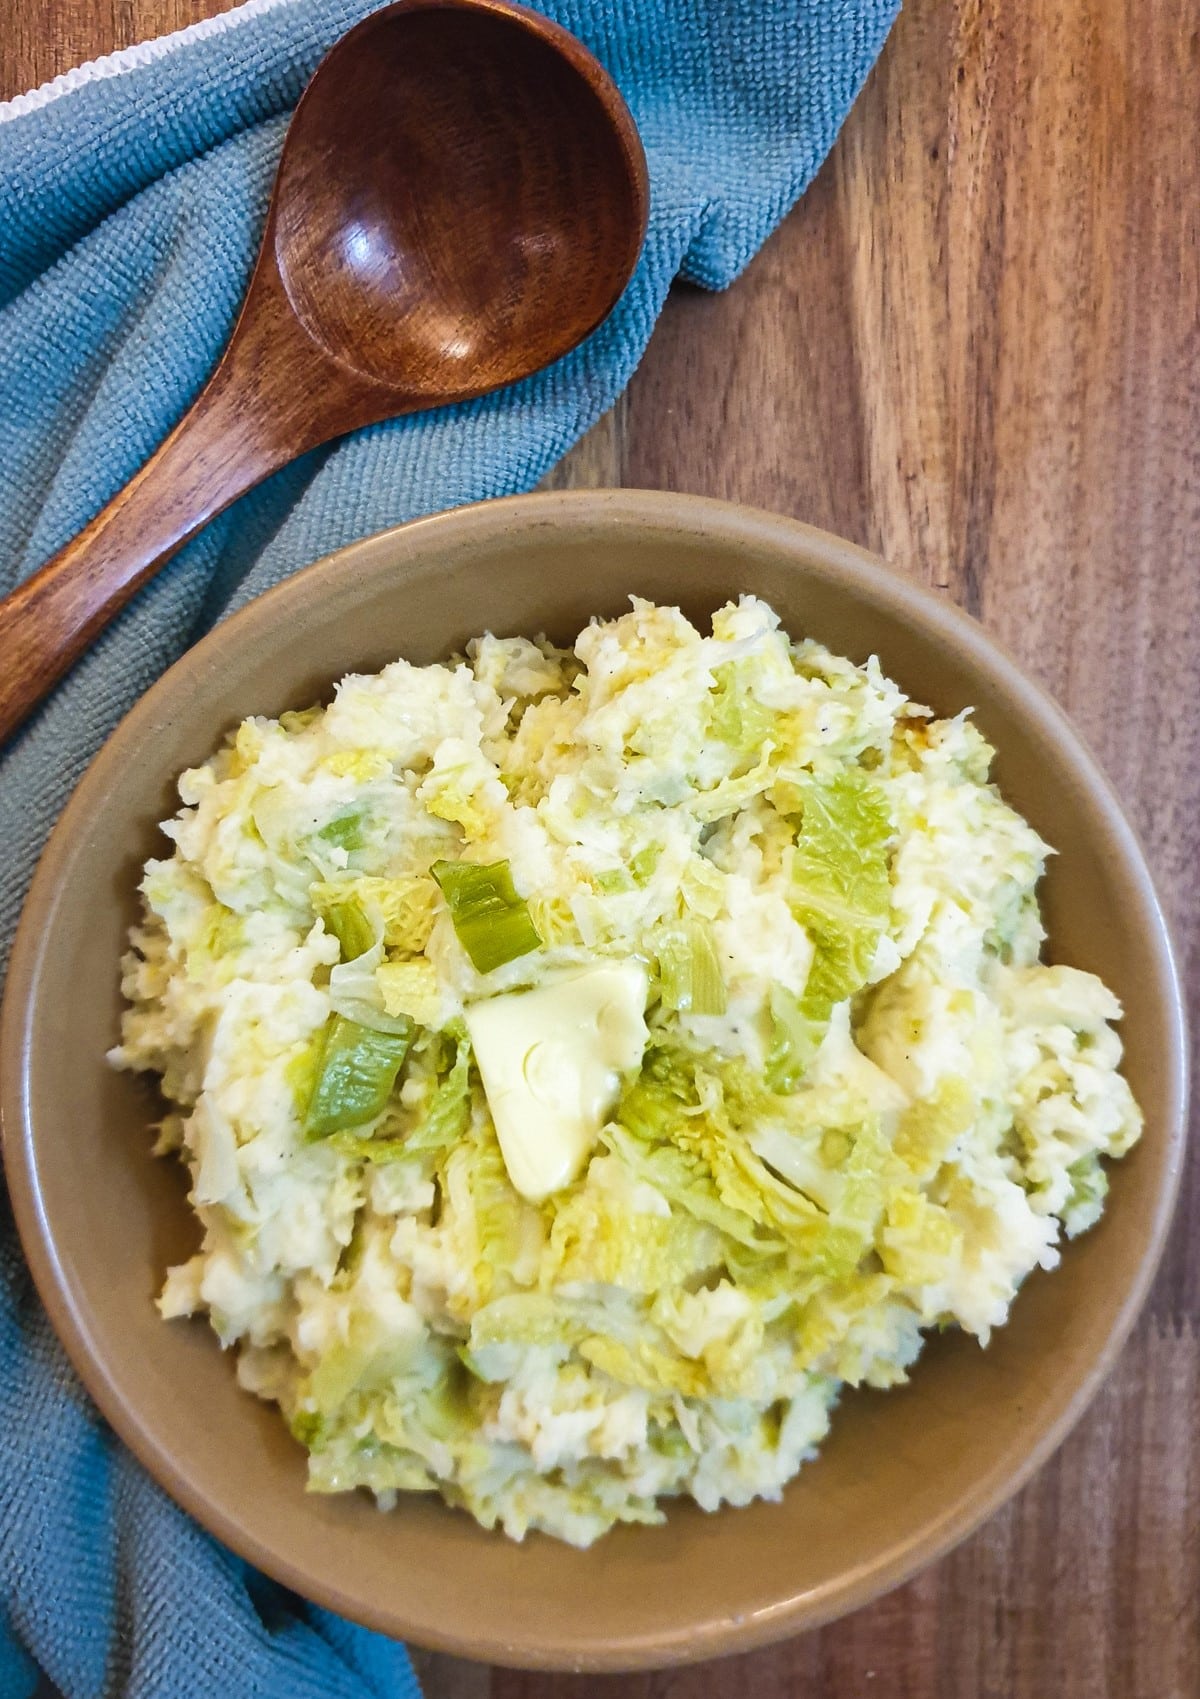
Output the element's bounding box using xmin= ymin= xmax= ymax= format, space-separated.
xmin=0 ymin=0 xmax=647 ymax=745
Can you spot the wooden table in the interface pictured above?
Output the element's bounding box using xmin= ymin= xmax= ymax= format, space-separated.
xmin=4 ymin=2 xmax=1197 ymax=1695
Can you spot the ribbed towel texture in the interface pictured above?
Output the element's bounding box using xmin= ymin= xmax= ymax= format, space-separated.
xmin=0 ymin=2 xmax=898 ymax=1692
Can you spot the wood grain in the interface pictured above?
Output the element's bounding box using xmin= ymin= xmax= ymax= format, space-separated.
xmin=4 ymin=0 xmax=1198 ymax=1694
xmin=0 ymin=0 xmax=235 ymax=96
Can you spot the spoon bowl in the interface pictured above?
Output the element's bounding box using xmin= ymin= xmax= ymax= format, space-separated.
xmin=275 ymin=1 xmax=646 ymax=393
xmin=0 ymin=0 xmax=647 ymax=745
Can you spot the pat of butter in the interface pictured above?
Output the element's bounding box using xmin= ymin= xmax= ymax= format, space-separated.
xmin=464 ymin=962 xmax=649 ymax=1203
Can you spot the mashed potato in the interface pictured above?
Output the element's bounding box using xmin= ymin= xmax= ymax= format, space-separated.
xmin=111 ymin=596 xmax=1141 ymax=1545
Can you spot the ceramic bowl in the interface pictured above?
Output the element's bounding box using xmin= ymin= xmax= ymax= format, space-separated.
xmin=1 ymin=491 xmax=1186 ymax=1669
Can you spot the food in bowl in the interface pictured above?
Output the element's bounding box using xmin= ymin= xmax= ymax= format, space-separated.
xmin=110 ymin=595 xmax=1142 ymax=1547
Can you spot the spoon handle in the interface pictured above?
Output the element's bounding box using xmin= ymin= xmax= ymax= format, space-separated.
xmin=0 ymin=292 xmax=377 ymax=748
xmin=0 ymin=417 xmax=256 ymax=747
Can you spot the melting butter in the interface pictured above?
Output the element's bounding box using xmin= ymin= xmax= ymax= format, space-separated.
xmin=464 ymin=962 xmax=649 ymax=1203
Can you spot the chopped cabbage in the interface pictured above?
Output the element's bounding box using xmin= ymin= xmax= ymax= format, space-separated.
xmin=112 ymin=595 xmax=1142 ymax=1548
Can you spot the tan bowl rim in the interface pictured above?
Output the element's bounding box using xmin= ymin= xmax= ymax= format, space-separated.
xmin=1 ymin=489 xmax=1190 ymax=1667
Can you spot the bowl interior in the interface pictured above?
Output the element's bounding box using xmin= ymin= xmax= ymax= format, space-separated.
xmin=1 ymin=492 xmax=1184 ymax=1669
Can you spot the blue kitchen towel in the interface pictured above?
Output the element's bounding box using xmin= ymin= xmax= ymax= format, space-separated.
xmin=0 ymin=0 xmax=898 ymax=1693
